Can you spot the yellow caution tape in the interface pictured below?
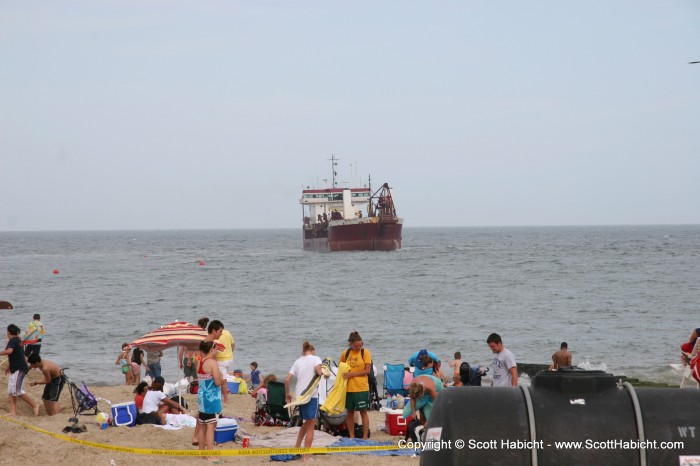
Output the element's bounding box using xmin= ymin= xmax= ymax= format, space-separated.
xmin=0 ymin=415 xmax=400 ymax=456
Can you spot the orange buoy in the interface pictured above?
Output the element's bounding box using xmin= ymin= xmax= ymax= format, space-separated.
xmin=199 ymin=260 xmax=205 ymax=266
xmin=53 ymin=269 xmax=59 ymax=275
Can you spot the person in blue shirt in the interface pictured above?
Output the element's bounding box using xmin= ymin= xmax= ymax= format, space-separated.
xmin=408 ymin=349 xmax=440 ymax=378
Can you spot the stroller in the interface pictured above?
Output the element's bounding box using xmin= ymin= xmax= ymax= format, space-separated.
xmin=61 ymin=369 xmax=101 ymax=423
xmin=317 ymin=361 xmax=370 ymax=438
xmin=317 ymin=362 xmax=346 ymax=435
xmin=459 ymin=362 xmax=489 ymax=386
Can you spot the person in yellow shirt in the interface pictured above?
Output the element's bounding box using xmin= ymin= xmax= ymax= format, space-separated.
xmin=339 ymin=331 xmax=372 ymax=439
xmin=208 ymin=320 xmax=235 ymax=403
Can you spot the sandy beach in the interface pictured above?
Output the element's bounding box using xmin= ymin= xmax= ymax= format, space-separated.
xmin=0 ymin=369 xmax=417 ymax=466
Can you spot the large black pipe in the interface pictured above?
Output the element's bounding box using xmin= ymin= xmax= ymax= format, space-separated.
xmin=420 ymin=369 xmax=700 ymax=466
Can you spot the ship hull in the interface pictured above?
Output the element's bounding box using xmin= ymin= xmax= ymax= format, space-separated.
xmin=303 ymin=218 xmax=403 ymax=252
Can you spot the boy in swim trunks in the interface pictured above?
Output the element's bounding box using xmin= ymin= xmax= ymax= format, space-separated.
xmin=27 ymin=354 xmax=65 ymax=415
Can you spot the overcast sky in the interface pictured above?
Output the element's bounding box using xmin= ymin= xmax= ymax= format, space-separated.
xmin=2 ymin=1 xmax=699 ymax=231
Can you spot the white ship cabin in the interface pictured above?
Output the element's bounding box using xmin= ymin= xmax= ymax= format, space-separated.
xmin=300 ymin=187 xmax=371 ymax=224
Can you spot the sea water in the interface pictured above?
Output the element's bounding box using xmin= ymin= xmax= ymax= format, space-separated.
xmin=1 ymin=225 xmax=698 ymax=386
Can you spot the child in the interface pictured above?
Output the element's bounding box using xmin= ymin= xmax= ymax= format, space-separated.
xmin=1 ymin=324 xmax=40 ymax=416
xmin=115 ymin=343 xmax=134 ymax=385
xmin=251 ymin=374 xmax=277 ymax=409
xmin=446 ymin=351 xmax=462 ymax=378
xmin=133 ymin=381 xmax=149 ymax=412
xmin=249 ymin=362 xmax=261 ymax=390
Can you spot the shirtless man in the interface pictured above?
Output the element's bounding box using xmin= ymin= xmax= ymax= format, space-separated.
xmin=27 ymin=354 xmax=65 ymax=415
xmin=550 ymin=342 xmax=573 ymax=370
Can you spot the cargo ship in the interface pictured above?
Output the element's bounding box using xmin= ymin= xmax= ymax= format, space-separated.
xmin=300 ymin=157 xmax=403 ymax=252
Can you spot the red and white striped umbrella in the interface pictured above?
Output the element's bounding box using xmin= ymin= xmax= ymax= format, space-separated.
xmin=130 ymin=320 xmax=207 ymax=350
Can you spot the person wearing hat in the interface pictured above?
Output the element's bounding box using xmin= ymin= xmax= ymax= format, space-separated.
xmin=408 ymin=349 xmax=440 ymax=378
xmin=138 ymin=376 xmax=186 ymax=425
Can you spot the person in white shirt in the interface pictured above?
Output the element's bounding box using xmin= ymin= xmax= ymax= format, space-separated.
xmin=285 ymin=342 xmax=325 ymax=462
xmin=487 ymin=333 xmax=518 ymax=387
xmin=139 ymin=376 xmax=186 ymax=425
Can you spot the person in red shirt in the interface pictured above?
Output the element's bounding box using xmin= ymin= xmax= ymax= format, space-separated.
xmin=133 ymin=381 xmax=149 ymax=412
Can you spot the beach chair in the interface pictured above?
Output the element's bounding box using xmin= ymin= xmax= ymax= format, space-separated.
xmin=62 ymin=369 xmax=101 ymax=423
xmin=264 ymin=381 xmax=291 ymax=426
xmin=383 ymin=363 xmax=408 ymax=397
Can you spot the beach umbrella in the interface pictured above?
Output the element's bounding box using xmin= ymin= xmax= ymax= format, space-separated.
xmin=130 ymin=321 xmax=208 ymax=401
xmin=130 ymin=320 xmax=207 ymax=350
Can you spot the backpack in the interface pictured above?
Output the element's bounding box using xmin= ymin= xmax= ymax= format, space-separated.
xmin=344 ymin=348 xmax=376 ymax=387
xmin=459 ymin=361 xmax=472 ymax=386
xmin=404 ymin=418 xmax=424 ymax=442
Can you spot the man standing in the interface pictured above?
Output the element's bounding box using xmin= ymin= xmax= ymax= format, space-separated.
xmin=487 ymin=333 xmax=518 ymax=387
xmin=27 ymin=354 xmax=65 ymax=415
xmin=23 ymin=314 xmax=44 ymax=358
xmin=146 ymin=349 xmax=163 ymax=379
xmin=550 ymin=342 xmax=573 ymax=370
xmin=1 ymin=324 xmax=40 ymax=415
xmin=209 ymin=320 xmax=235 ymax=402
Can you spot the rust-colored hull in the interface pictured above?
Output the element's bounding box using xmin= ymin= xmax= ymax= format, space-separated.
xmin=303 ymin=220 xmax=402 ymax=252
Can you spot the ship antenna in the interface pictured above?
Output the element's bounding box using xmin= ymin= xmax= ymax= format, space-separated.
xmin=329 ymin=154 xmax=339 ymax=188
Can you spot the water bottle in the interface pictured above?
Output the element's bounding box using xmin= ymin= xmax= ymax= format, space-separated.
xmin=391 ymin=395 xmax=397 ymax=409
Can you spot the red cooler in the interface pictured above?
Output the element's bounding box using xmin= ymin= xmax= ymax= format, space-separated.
xmin=385 ymin=409 xmax=410 ymax=436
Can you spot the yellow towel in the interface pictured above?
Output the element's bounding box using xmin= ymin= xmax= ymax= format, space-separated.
xmin=320 ymin=362 xmax=350 ymax=415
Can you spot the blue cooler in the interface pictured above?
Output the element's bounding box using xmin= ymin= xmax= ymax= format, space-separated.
xmin=227 ymin=380 xmax=240 ymax=395
xmin=214 ymin=417 xmax=238 ymax=444
xmin=111 ymin=402 xmax=137 ymax=427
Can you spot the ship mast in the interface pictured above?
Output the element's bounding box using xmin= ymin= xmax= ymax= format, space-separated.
xmin=329 ymin=154 xmax=339 ymax=188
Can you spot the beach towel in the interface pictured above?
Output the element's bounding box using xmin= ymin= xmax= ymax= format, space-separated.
xmin=285 ymin=359 xmax=332 ymax=408
xmin=320 ymin=362 xmax=350 ymax=415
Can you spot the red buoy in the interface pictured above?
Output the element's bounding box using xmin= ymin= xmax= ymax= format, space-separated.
xmin=199 ymin=260 xmax=205 ymax=266
xmin=53 ymin=269 xmax=59 ymax=275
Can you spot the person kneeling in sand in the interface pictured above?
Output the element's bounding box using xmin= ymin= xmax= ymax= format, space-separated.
xmin=27 ymin=354 xmax=66 ymax=415
xmin=138 ymin=376 xmax=185 ymax=425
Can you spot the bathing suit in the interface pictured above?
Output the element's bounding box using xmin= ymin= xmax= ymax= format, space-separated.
xmin=43 ymin=375 xmax=66 ymax=402
xmin=197 ymin=357 xmax=222 ymax=424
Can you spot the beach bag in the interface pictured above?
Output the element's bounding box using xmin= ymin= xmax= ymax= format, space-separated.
xmin=169 ymin=394 xmax=187 ymax=409
xmin=187 ymin=381 xmax=199 ymax=394
xmin=238 ymin=379 xmax=248 ymax=394
xmin=405 ymin=418 xmax=424 ymax=442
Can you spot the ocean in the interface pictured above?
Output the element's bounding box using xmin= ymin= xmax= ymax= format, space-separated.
xmin=1 ymin=225 xmax=698 ymax=387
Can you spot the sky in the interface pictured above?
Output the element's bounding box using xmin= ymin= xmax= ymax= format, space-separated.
xmin=1 ymin=1 xmax=699 ymax=231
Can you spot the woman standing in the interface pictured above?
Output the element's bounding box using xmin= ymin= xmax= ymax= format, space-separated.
xmin=196 ymin=340 xmax=223 ymax=458
xmin=340 ymin=331 xmax=372 ymax=439
xmin=285 ymin=342 xmax=324 ymax=462
xmin=115 ymin=343 xmax=134 ymax=385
